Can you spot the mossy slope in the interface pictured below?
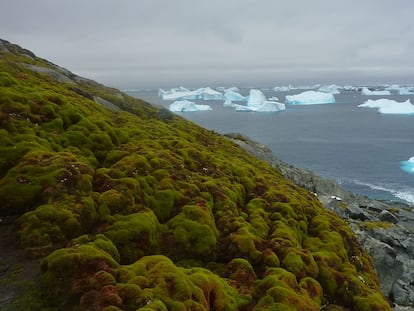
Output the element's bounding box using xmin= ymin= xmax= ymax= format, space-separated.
xmin=0 ymin=39 xmax=391 ymax=310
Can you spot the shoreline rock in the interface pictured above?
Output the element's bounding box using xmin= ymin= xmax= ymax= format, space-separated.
xmin=226 ymin=133 xmax=414 ymax=310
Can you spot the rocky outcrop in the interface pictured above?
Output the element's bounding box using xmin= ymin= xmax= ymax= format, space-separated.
xmin=227 ymin=133 xmax=414 ymax=310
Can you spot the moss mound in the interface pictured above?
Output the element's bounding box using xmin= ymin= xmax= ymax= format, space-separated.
xmin=0 ymin=39 xmax=392 ymax=310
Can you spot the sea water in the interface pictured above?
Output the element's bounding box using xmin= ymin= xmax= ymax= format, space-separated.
xmin=127 ymin=88 xmax=414 ymax=204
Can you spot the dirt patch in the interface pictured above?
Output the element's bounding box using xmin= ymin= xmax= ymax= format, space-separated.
xmin=0 ymin=216 xmax=43 ymax=310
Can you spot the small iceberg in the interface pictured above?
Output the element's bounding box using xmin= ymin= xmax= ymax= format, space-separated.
xmin=318 ymin=84 xmax=341 ymax=94
xmin=358 ymin=99 xmax=414 ymax=115
xmin=161 ymin=87 xmax=223 ymax=101
xmin=361 ymin=87 xmax=391 ymax=96
xmin=285 ymin=91 xmax=335 ymax=105
xmin=401 ymin=157 xmax=414 ymax=175
xmin=234 ymin=101 xmax=285 ymax=112
xmin=169 ymin=100 xmax=212 ymax=112
xmin=233 ymin=89 xmax=285 ymax=112
xmin=385 ymin=85 xmax=414 ymax=95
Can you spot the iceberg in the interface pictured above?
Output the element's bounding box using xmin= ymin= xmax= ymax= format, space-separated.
xmin=234 ymin=101 xmax=285 ymax=112
xmin=318 ymin=84 xmax=341 ymax=94
xmin=169 ymin=100 xmax=212 ymax=112
xmin=162 ymin=87 xmax=223 ymax=101
xmin=361 ymin=87 xmax=391 ymax=96
xmin=385 ymin=85 xmax=414 ymax=95
xmin=273 ymin=85 xmax=295 ymax=92
xmin=247 ymin=89 xmax=267 ymax=107
xmin=358 ymin=99 xmax=414 ymax=115
xmin=401 ymin=157 xmax=414 ymax=175
xmin=223 ymin=90 xmax=246 ymax=102
xmin=233 ymin=89 xmax=285 ymax=112
xmin=285 ymin=91 xmax=335 ymax=105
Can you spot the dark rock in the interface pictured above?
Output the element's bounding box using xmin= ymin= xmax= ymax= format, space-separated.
xmin=379 ymin=210 xmax=399 ymax=224
xmin=346 ymin=203 xmax=372 ymax=220
xmin=157 ymin=108 xmax=174 ymax=121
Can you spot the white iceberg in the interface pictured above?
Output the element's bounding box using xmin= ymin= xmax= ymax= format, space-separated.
xmin=358 ymin=99 xmax=414 ymax=115
xmin=361 ymin=87 xmax=391 ymax=96
xmin=343 ymin=85 xmax=359 ymax=91
xmin=233 ymin=89 xmax=285 ymax=112
xmin=247 ymin=89 xmax=267 ymax=107
xmin=401 ymin=157 xmax=414 ymax=175
xmin=385 ymin=85 xmax=414 ymax=95
xmin=234 ymin=101 xmax=285 ymax=112
xmin=285 ymin=91 xmax=335 ymax=105
xmin=223 ymin=90 xmax=246 ymax=102
xmin=162 ymin=87 xmax=223 ymax=101
xmin=169 ymin=100 xmax=212 ymax=112
xmin=273 ymin=85 xmax=295 ymax=92
xmin=318 ymin=84 xmax=341 ymax=94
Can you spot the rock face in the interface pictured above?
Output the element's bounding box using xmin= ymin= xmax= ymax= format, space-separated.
xmin=228 ymin=133 xmax=414 ymax=310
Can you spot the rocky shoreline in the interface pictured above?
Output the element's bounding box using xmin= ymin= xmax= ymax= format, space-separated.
xmin=226 ymin=133 xmax=414 ymax=310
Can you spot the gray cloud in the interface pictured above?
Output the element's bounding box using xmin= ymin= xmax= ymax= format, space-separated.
xmin=1 ymin=0 xmax=414 ymax=88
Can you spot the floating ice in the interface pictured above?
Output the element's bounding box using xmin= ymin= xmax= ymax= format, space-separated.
xmin=358 ymin=99 xmax=414 ymax=114
xmin=318 ymin=84 xmax=341 ymax=94
xmin=169 ymin=100 xmax=212 ymax=112
xmin=385 ymin=85 xmax=414 ymax=95
xmin=223 ymin=90 xmax=246 ymax=102
xmin=401 ymin=157 xmax=414 ymax=175
xmin=233 ymin=89 xmax=285 ymax=112
xmin=234 ymin=101 xmax=285 ymax=112
xmin=273 ymin=85 xmax=296 ymax=92
xmin=361 ymin=87 xmax=391 ymax=96
xmin=162 ymin=87 xmax=223 ymax=101
xmin=285 ymin=91 xmax=335 ymax=105
xmin=247 ymin=89 xmax=267 ymax=107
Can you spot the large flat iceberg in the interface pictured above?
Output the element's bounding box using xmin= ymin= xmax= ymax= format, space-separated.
xmin=169 ymin=100 xmax=212 ymax=112
xmin=285 ymin=91 xmax=335 ymax=105
xmin=401 ymin=157 xmax=414 ymax=175
xmin=162 ymin=87 xmax=223 ymax=101
xmin=361 ymin=87 xmax=391 ymax=96
xmin=358 ymin=99 xmax=414 ymax=115
xmin=234 ymin=101 xmax=285 ymax=112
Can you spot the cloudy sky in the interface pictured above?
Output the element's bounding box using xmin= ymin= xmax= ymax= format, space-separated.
xmin=1 ymin=0 xmax=414 ymax=88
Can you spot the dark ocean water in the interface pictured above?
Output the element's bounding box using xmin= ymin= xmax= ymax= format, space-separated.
xmin=126 ymin=88 xmax=414 ymax=204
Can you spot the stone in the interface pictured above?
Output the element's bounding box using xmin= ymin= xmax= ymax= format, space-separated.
xmin=379 ymin=210 xmax=399 ymax=224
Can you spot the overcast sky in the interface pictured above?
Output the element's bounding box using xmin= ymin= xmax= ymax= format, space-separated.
xmin=1 ymin=0 xmax=414 ymax=88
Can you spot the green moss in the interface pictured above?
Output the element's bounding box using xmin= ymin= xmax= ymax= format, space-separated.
xmin=105 ymin=210 xmax=162 ymax=264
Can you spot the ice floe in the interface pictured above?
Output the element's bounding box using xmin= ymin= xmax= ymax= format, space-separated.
xmin=273 ymin=85 xmax=295 ymax=92
xmin=358 ymin=99 xmax=414 ymax=115
xmin=318 ymin=84 xmax=341 ymax=94
xmin=169 ymin=100 xmax=212 ymax=112
xmin=385 ymin=85 xmax=414 ymax=95
xmin=401 ymin=157 xmax=414 ymax=175
xmin=161 ymin=87 xmax=223 ymax=101
xmin=361 ymin=87 xmax=391 ymax=96
xmin=285 ymin=91 xmax=335 ymax=105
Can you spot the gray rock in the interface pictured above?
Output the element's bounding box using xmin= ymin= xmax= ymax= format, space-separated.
xmin=346 ymin=203 xmax=372 ymax=220
xmin=0 ymin=40 xmax=9 ymax=52
xmin=379 ymin=210 xmax=399 ymax=224
xmin=392 ymin=279 xmax=414 ymax=306
xmin=93 ymin=96 xmax=121 ymax=112
xmin=23 ymin=64 xmax=74 ymax=84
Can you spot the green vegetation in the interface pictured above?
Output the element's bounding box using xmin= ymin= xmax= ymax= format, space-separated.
xmin=0 ymin=39 xmax=392 ymax=310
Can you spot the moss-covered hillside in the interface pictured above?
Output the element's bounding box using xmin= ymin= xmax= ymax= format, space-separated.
xmin=0 ymin=39 xmax=392 ymax=310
